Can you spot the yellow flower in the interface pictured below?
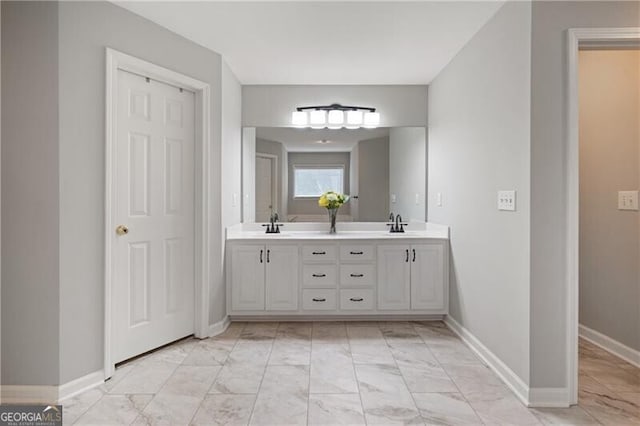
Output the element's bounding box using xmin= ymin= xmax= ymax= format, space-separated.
xmin=318 ymin=194 xmax=328 ymax=207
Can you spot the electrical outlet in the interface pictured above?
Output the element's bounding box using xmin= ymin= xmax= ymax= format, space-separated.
xmin=391 ymin=194 xmax=397 ymax=203
xmin=415 ymin=193 xmax=420 ymax=205
xmin=498 ymin=190 xmax=516 ymax=211
xmin=436 ymin=192 xmax=442 ymax=207
xmin=618 ymin=191 xmax=639 ymax=210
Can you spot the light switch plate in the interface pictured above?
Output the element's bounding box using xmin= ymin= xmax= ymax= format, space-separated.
xmin=498 ymin=190 xmax=516 ymax=211
xmin=415 ymin=193 xmax=420 ymax=205
xmin=391 ymin=194 xmax=397 ymax=203
xmin=618 ymin=190 xmax=639 ymax=210
xmin=436 ymin=192 xmax=442 ymax=207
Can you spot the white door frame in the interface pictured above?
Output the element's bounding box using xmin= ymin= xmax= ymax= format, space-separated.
xmin=104 ymin=48 xmax=211 ymax=378
xmin=256 ymin=153 xmax=278 ymax=218
xmin=565 ymin=27 xmax=640 ymax=405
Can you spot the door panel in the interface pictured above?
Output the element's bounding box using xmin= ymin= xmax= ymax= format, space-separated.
xmin=113 ymin=70 xmax=195 ymax=363
xmin=255 ymin=156 xmax=274 ymax=222
xmin=266 ymin=245 xmax=299 ymax=311
xmin=411 ymin=244 xmax=446 ymax=310
xmin=231 ymin=245 xmax=265 ymax=311
xmin=377 ymin=245 xmax=410 ymax=310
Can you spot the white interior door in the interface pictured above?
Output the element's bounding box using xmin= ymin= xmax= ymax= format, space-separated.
xmin=255 ymin=155 xmax=274 ymax=222
xmin=113 ymin=70 xmax=195 ymax=363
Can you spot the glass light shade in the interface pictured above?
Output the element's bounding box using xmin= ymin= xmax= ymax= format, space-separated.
xmin=363 ymin=111 xmax=380 ymax=128
xmin=309 ymin=110 xmax=327 ymax=127
xmin=346 ymin=110 xmax=364 ymax=126
xmin=327 ymin=110 xmax=345 ymax=126
xmin=291 ymin=111 xmax=308 ymax=127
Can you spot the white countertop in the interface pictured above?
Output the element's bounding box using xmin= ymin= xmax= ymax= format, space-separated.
xmin=226 ymin=222 xmax=449 ymax=241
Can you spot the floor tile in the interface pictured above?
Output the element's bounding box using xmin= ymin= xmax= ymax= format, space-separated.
xmin=159 ymin=365 xmax=220 ymax=398
xmin=310 ymin=344 xmax=358 ymax=394
xmin=359 ymin=391 xmax=423 ymax=425
xmin=469 ymin=394 xmax=541 ymax=425
xmin=441 ymin=363 xmax=511 ymax=402
xmin=191 ymin=394 xmax=255 ymax=426
xmin=530 ymin=406 xmax=600 ymax=425
xmin=351 ymin=344 xmax=396 ymax=365
xmin=355 ymin=364 xmax=410 ymax=394
xmin=109 ymin=360 xmax=179 ymax=394
xmin=135 ymin=393 xmax=202 ymax=425
xmin=181 ymin=339 xmax=235 ymax=366
xmin=308 ymin=394 xmax=366 ymax=425
xmin=209 ymin=363 xmax=266 ymax=394
xmin=268 ymin=340 xmax=311 ymax=365
xmin=61 ymin=387 xmax=105 ymax=425
xmin=412 ymin=392 xmax=483 ymax=425
xmin=75 ymin=394 xmax=152 ymax=426
xmin=240 ymin=322 xmax=279 ymax=341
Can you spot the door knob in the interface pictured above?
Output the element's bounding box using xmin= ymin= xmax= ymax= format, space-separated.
xmin=115 ymin=225 xmax=129 ymax=236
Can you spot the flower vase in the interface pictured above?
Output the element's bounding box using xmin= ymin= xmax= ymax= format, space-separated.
xmin=328 ymin=207 xmax=338 ymax=234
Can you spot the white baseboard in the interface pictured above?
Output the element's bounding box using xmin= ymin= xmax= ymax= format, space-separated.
xmin=579 ymin=324 xmax=640 ymax=368
xmin=1 ymin=385 xmax=58 ymax=404
xmin=528 ymin=387 xmax=571 ymax=408
xmin=58 ymin=370 xmax=105 ymax=402
xmin=208 ymin=316 xmax=230 ymax=337
xmin=444 ymin=316 xmax=530 ymax=406
xmin=1 ymin=370 xmax=105 ymax=404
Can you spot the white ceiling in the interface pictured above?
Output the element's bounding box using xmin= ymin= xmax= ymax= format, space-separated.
xmin=114 ymin=1 xmax=505 ymax=84
xmin=256 ymin=127 xmax=390 ymax=152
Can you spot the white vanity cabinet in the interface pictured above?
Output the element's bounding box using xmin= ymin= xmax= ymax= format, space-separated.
xmin=377 ymin=244 xmax=446 ymax=312
xmin=226 ymin=225 xmax=449 ymax=318
xmin=229 ymin=244 xmax=299 ymax=312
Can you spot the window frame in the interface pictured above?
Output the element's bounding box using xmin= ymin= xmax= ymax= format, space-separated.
xmin=292 ymin=164 xmax=345 ymax=199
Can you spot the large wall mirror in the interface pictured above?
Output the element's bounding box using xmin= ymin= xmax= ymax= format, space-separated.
xmin=242 ymin=127 xmax=427 ymax=223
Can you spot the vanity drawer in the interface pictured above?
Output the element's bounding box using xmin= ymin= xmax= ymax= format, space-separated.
xmin=340 ymin=264 xmax=376 ymax=287
xmin=302 ymin=245 xmax=337 ymax=262
xmin=303 ymin=265 xmax=337 ymax=288
xmin=302 ymin=289 xmax=337 ymax=311
xmin=339 ymin=245 xmax=375 ymax=262
xmin=340 ymin=289 xmax=374 ymax=311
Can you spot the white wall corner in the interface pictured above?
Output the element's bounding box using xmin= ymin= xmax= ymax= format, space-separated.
xmin=528 ymin=387 xmax=571 ymax=408
xmin=58 ymin=370 xmax=105 ymax=402
xmin=579 ymin=324 xmax=640 ymax=368
xmin=444 ymin=316 xmax=530 ymax=406
xmin=208 ymin=316 xmax=231 ymax=337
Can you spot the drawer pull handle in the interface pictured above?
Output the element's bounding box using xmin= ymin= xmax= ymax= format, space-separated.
xmin=349 ymin=297 xmax=364 ymax=302
xmin=312 ymin=298 xmax=326 ymax=302
xmin=312 ymin=273 xmax=326 ymax=278
xmin=350 ymin=273 xmax=364 ymax=278
xmin=350 ymin=251 xmax=364 ymax=255
xmin=312 ymin=251 xmax=326 ymax=255
xmin=260 ymin=249 xmax=263 ymax=263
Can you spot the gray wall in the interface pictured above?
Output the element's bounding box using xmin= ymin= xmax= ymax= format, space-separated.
xmin=428 ymin=1 xmax=532 ymax=384
xmin=579 ymin=49 xmax=640 ymax=351
xmin=389 ymin=127 xmax=426 ymax=222
xmin=220 ymin=61 xmax=243 ymax=323
xmin=242 ymin=85 xmax=428 ymax=127
xmin=56 ymin=1 xmax=224 ymax=384
xmin=357 ymin=137 xmax=390 ymax=222
xmin=242 ymin=128 xmax=257 ymax=223
xmin=287 ymin=152 xmax=351 ymax=215
xmin=1 ymin=1 xmax=61 ymax=386
xmin=256 ymin=138 xmax=287 ymax=219
xmin=529 ymin=0 xmax=640 ymax=388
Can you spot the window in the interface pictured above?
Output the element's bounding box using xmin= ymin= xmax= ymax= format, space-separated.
xmin=293 ymin=166 xmax=344 ymax=198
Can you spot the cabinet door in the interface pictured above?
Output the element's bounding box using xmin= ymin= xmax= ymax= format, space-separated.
xmin=230 ymin=245 xmax=265 ymax=311
xmin=377 ymin=245 xmax=411 ymax=310
xmin=266 ymin=245 xmax=299 ymax=311
xmin=410 ymin=244 xmax=445 ymax=311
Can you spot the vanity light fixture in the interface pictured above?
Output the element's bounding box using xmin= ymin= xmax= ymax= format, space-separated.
xmin=291 ymin=103 xmax=380 ymax=129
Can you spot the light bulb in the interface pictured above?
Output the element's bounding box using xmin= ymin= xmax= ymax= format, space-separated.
xmin=363 ymin=111 xmax=380 ymax=128
xmin=327 ymin=110 xmax=345 ymax=127
xmin=291 ymin=111 xmax=308 ymax=127
xmin=309 ymin=110 xmax=327 ymax=127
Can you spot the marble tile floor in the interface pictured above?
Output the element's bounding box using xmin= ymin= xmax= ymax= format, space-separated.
xmin=61 ymin=321 xmax=639 ymax=425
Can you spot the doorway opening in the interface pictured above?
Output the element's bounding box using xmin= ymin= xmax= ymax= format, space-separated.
xmin=566 ymin=28 xmax=640 ymax=410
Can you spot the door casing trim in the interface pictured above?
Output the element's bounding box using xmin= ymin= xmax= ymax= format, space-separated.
xmin=104 ymin=48 xmax=211 ymax=378
xmin=565 ymin=27 xmax=640 ymax=405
